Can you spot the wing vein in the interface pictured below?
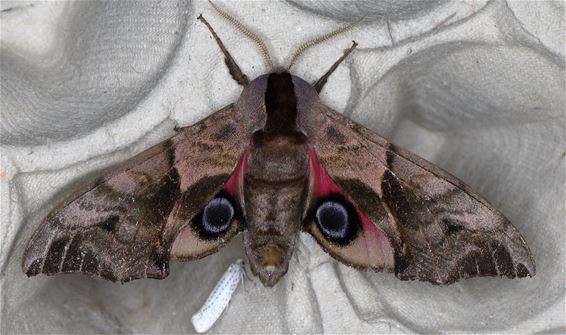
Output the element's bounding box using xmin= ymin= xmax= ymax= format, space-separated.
xmin=39 ymin=226 xmax=58 ymax=274
xmin=58 ymin=231 xmax=76 ymax=273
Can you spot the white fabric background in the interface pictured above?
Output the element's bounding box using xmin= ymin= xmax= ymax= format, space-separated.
xmin=1 ymin=0 xmax=564 ymax=333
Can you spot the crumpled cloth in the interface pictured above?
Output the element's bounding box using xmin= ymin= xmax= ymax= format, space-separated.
xmin=1 ymin=0 xmax=564 ymax=333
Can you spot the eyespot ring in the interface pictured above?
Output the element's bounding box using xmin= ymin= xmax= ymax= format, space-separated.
xmin=310 ymin=193 xmax=360 ymax=246
xmin=316 ymin=200 xmax=349 ymax=239
xmin=202 ymin=197 xmax=234 ymax=234
xmin=191 ymin=192 xmax=238 ymax=239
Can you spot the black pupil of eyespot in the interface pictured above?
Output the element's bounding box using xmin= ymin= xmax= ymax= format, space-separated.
xmin=202 ymin=197 xmax=234 ymax=233
xmin=316 ymin=201 xmax=349 ymax=239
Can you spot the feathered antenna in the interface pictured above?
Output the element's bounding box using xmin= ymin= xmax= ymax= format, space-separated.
xmin=208 ymin=0 xmax=274 ymax=70
xmin=287 ymin=16 xmax=365 ymax=70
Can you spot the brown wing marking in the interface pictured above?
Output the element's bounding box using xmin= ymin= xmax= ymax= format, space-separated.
xmin=22 ymin=104 xmax=247 ymax=282
xmin=312 ymin=104 xmax=535 ymax=284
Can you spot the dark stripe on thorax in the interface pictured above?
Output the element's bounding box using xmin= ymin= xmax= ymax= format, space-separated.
xmin=264 ymin=72 xmax=298 ymax=135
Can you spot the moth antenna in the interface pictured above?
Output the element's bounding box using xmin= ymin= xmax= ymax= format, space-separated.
xmin=287 ymin=16 xmax=364 ymax=70
xmin=198 ymin=14 xmax=249 ymax=86
xmin=314 ymin=41 xmax=358 ymax=93
xmin=208 ymin=0 xmax=274 ymax=70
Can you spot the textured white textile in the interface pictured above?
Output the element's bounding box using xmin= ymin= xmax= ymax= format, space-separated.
xmin=1 ymin=0 xmax=564 ymax=333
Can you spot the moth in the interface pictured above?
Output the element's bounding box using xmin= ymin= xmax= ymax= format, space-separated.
xmin=22 ymin=4 xmax=535 ymax=287
xmin=191 ymin=259 xmax=245 ymax=333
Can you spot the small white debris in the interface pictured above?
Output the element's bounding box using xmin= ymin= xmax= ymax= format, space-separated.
xmin=191 ymin=259 xmax=245 ymax=333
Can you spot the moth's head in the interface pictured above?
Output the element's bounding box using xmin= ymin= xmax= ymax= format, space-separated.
xmin=202 ymin=2 xmax=361 ymax=136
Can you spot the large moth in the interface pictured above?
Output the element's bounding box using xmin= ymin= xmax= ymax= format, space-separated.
xmin=22 ymin=5 xmax=535 ymax=288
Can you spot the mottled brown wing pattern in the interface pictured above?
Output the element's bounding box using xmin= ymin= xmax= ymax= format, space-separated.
xmin=312 ymin=104 xmax=535 ymax=284
xmin=22 ymin=104 xmax=246 ymax=283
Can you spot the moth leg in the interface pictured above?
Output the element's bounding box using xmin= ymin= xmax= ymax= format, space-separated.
xmin=313 ymin=41 xmax=358 ymax=93
xmin=173 ymin=124 xmax=183 ymax=133
xmin=198 ymin=14 xmax=249 ymax=87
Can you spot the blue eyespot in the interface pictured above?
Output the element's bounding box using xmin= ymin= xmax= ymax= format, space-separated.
xmin=316 ymin=201 xmax=349 ymax=239
xmin=202 ymin=197 xmax=234 ymax=234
